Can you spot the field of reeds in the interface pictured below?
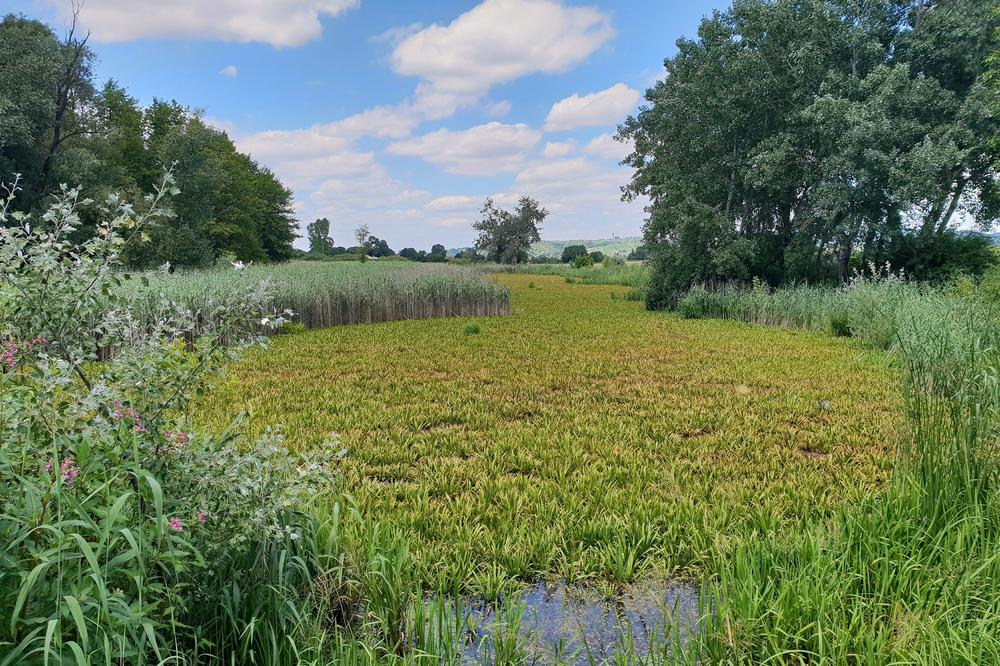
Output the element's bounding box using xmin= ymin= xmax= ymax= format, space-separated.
xmin=120 ymin=261 xmax=511 ymax=335
xmin=190 ymin=274 xmax=903 ymax=660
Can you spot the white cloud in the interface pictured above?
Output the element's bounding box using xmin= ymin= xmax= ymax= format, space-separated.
xmin=544 ymin=83 xmax=640 ymax=132
xmin=508 ymin=156 xmax=644 ymax=237
xmin=484 ymin=100 xmax=513 ymax=117
xmin=541 ymin=140 xmax=577 ymax=159
xmin=426 ymin=195 xmax=481 ymax=210
xmin=59 ymin=0 xmax=358 ymax=47
xmin=391 ymin=0 xmax=614 ymax=117
xmin=583 ymin=133 xmax=628 ymax=161
xmin=386 ymin=122 xmax=542 ymax=176
xmin=219 ymin=65 xmax=238 ymax=77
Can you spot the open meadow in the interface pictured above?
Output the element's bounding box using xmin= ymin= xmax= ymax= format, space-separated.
xmin=195 ymin=275 xmax=901 ymax=588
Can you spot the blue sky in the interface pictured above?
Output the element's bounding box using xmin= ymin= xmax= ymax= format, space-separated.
xmin=11 ymin=0 xmax=725 ymax=249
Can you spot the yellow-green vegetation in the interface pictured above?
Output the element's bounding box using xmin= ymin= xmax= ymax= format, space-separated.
xmin=196 ymin=275 xmax=901 ymax=589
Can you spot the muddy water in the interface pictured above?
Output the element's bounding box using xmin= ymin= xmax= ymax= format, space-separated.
xmin=465 ymin=581 xmax=702 ymax=664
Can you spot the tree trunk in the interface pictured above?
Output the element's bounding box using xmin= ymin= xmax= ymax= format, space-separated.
xmin=837 ymin=234 xmax=852 ymax=285
xmin=935 ymin=179 xmax=967 ymax=235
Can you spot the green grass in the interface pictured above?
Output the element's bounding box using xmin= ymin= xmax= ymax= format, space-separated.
xmin=479 ymin=262 xmax=650 ymax=288
xmin=196 ymin=274 xmax=900 ymax=590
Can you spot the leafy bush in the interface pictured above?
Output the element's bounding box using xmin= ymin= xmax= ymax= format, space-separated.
xmin=560 ymin=244 xmax=588 ymax=263
xmin=603 ymin=255 xmax=626 ymax=267
xmin=0 ymin=175 xmax=336 ymax=664
xmin=574 ymin=254 xmax=594 ymax=268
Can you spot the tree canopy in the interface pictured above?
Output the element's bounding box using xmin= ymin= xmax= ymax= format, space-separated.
xmin=473 ymin=196 xmax=547 ymax=264
xmin=307 ymin=218 xmax=335 ymax=256
xmin=618 ymin=0 xmax=999 ymax=307
xmin=0 ymin=14 xmax=298 ymax=268
xmin=561 ymin=244 xmax=588 ymax=263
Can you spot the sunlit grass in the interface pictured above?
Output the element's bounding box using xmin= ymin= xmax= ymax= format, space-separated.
xmin=195 ymin=275 xmax=901 ymax=590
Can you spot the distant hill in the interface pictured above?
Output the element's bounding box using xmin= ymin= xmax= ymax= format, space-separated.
xmin=447 ymin=236 xmax=643 ymax=259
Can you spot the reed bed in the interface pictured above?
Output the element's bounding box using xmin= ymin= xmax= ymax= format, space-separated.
xmin=670 ymin=276 xmax=1000 ymax=663
xmin=121 ymin=261 xmax=511 ymax=335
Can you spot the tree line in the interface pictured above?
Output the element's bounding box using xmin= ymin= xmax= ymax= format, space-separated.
xmin=618 ymin=0 xmax=999 ymax=307
xmin=0 ymin=13 xmax=298 ymax=269
xmin=304 ymin=195 xmax=551 ymax=265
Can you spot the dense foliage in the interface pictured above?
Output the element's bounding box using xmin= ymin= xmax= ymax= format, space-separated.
xmin=560 ymin=244 xmax=588 ymax=263
xmin=0 ymin=14 xmax=298 ymax=269
xmin=473 ymin=196 xmax=547 ymax=264
xmin=0 ymin=176 xmax=338 ymax=663
xmin=619 ymin=0 xmax=999 ymax=306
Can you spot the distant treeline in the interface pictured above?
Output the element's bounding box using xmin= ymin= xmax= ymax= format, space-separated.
xmin=0 ymin=14 xmax=298 ymax=268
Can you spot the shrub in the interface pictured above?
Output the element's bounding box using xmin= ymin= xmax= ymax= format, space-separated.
xmin=575 ymin=254 xmax=594 ymax=268
xmin=604 ymin=255 xmax=626 ymax=267
xmin=0 ymin=175 xmax=336 ymax=664
xmin=561 ymin=244 xmax=588 ymax=263
xmin=464 ymin=322 xmax=481 ymax=335
xmin=677 ymin=293 xmax=703 ymax=319
xmin=279 ymin=321 xmax=308 ymax=335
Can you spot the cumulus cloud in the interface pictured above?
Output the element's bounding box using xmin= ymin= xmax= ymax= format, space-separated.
xmin=541 ymin=140 xmax=577 ymax=159
xmin=508 ymin=156 xmax=644 ymax=237
xmin=583 ymin=133 xmax=629 ymax=161
xmin=57 ymin=0 xmax=359 ymax=47
xmin=426 ymin=195 xmax=481 ymax=211
xmin=386 ymin=122 xmax=542 ymax=176
xmin=219 ymin=65 xmax=238 ymax=77
xmin=391 ymin=0 xmax=614 ymax=117
xmin=544 ymin=83 xmax=640 ymax=132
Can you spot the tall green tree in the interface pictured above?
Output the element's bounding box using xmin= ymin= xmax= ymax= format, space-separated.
xmin=473 ymin=196 xmax=546 ymax=264
xmin=0 ymin=14 xmax=299 ymax=268
xmin=307 ymin=217 xmax=335 ymax=255
xmin=620 ymin=0 xmax=999 ymax=305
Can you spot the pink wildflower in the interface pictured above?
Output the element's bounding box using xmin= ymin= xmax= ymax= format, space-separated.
xmin=196 ymin=511 xmax=207 ymax=525
xmin=59 ymin=457 xmax=80 ymax=486
xmin=43 ymin=460 xmax=53 ymax=473
xmin=168 ymin=517 xmax=184 ymax=532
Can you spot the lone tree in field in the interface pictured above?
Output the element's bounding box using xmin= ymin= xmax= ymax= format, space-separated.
xmin=306 ymin=217 xmax=335 ymax=255
xmin=473 ymin=196 xmax=546 ymax=264
xmin=353 ymin=224 xmax=371 ymax=254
